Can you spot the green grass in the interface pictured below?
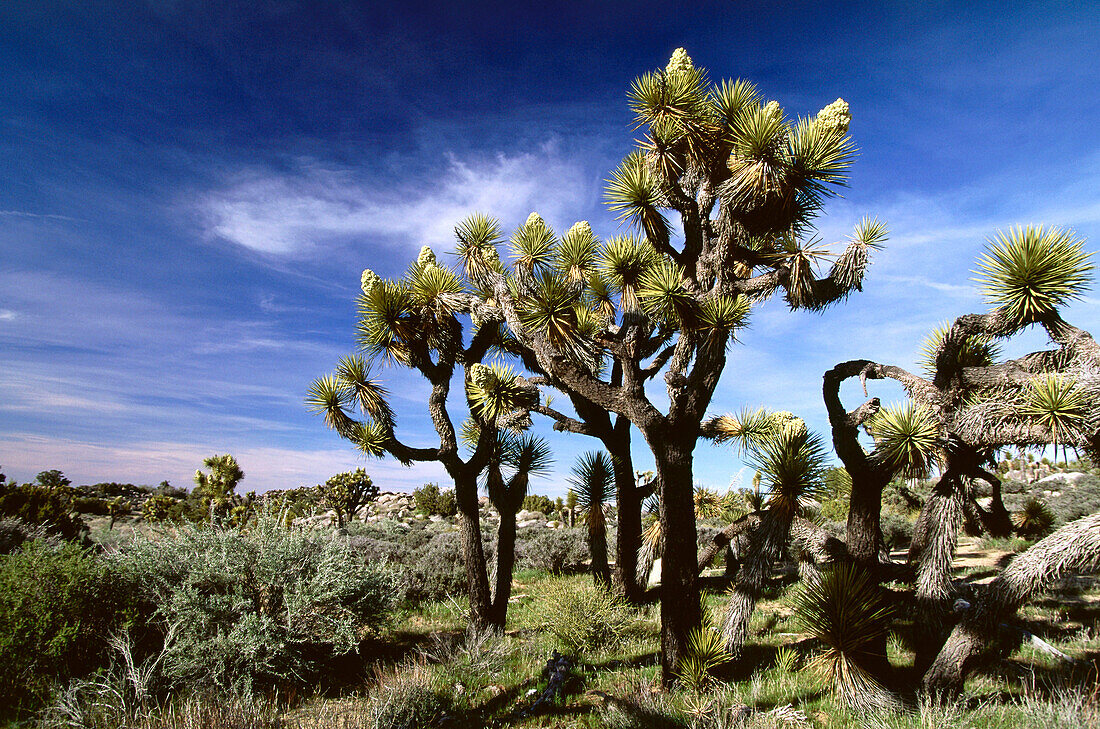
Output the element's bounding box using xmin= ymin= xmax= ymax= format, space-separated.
xmin=32 ymin=545 xmax=1100 ymax=728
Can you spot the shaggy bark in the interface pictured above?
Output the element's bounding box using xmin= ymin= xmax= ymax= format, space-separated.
xmin=720 ymin=511 xmax=790 ymax=654
xmin=454 ymin=474 xmax=495 ymax=629
xmin=923 ymin=511 xmax=1100 ymax=695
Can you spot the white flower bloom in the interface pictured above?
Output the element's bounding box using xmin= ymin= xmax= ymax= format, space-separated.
xmin=665 ymin=47 xmax=694 ymax=76
xmin=814 ymin=98 xmax=851 ymax=136
xmin=769 ymin=411 xmax=807 ymax=437
xmin=417 ymin=246 xmax=438 ymax=269
xmin=565 ymin=221 xmax=593 ymax=239
xmin=524 ymin=212 xmax=547 ymax=230
xmin=469 ymin=363 xmax=493 ymax=391
xmin=360 ymin=269 xmax=382 ymax=295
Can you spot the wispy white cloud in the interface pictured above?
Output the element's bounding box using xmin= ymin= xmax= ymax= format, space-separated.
xmin=0 ymin=309 xmax=16 ymax=321
xmin=0 ymin=432 xmax=450 ymax=493
xmin=202 ymin=143 xmax=593 ymax=256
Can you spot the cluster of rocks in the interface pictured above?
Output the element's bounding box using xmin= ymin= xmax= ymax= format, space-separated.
xmin=304 ymin=491 xmax=573 ymax=529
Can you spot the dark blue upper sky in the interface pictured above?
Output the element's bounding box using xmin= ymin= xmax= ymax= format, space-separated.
xmin=2 ymin=1 xmax=1098 ymax=493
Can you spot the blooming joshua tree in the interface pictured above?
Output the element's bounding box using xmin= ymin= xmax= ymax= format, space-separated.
xmin=441 ymin=49 xmax=884 ymax=681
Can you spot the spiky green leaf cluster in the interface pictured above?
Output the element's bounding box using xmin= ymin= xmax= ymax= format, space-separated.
xmin=749 ymin=426 xmax=828 ymax=517
xmin=975 ymin=225 xmax=1092 ymax=325
xmin=466 ymin=363 xmax=535 ymax=422
xmin=675 ymin=624 xmax=731 ymax=693
xmin=598 ymin=235 xmax=659 ymax=312
xmin=789 ymin=563 xmax=896 ymax=711
xmin=455 ymin=213 xmax=505 ymax=283
xmin=510 ymin=212 xmax=556 ymax=275
xmin=918 ymin=322 xmax=1001 ymax=378
xmin=637 ymin=259 xmax=695 ymax=326
xmin=569 ymin=451 xmax=614 ymax=530
xmin=1013 ymin=496 xmax=1055 ymax=537
xmin=556 ymin=221 xmax=600 ymax=282
xmin=867 ymin=402 xmax=941 ymax=479
xmin=1020 ymin=373 xmax=1087 ymax=451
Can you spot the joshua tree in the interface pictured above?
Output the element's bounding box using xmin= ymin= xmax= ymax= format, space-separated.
xmin=924 ymin=511 xmax=1100 ymax=695
xmin=192 ymin=454 xmax=244 ymax=523
xmin=700 ymin=410 xmax=830 ymax=654
xmin=320 ymin=468 xmax=378 ymax=529
xmin=569 ymin=450 xmax=615 ymax=588
xmin=824 ymin=225 xmax=1099 ymax=671
xmin=476 ymin=423 xmax=553 ymax=626
xmin=308 ymin=251 xmax=541 ymax=630
xmin=446 ymin=48 xmax=882 ymax=682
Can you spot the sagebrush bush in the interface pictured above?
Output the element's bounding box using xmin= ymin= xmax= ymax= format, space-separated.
xmin=365 ymin=664 xmax=453 ymax=729
xmin=535 ymin=579 xmax=633 ymax=653
xmin=879 ymin=511 xmax=913 ymax=550
xmin=519 ymin=528 xmax=588 ymax=574
xmin=0 ymin=516 xmax=56 ymax=554
xmin=405 ymin=531 xmax=469 ymax=602
xmin=0 ymin=539 xmax=140 ymax=718
xmin=116 ymin=511 xmax=398 ymax=691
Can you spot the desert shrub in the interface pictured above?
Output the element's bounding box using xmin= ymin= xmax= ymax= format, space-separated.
xmin=72 ymin=495 xmax=111 ymax=515
xmin=412 ymin=483 xmax=457 ymax=517
xmin=879 ymin=512 xmax=913 ymax=550
xmin=0 ymin=481 xmax=86 ymax=540
xmin=535 ymin=580 xmax=633 ymax=653
xmin=519 ymin=528 xmax=588 ymax=574
xmin=115 ymin=512 xmax=398 ymax=692
xmin=0 ymin=517 xmax=56 ymax=554
xmin=522 ymin=493 xmax=555 ymax=515
xmin=405 ymin=531 xmax=469 ymax=602
xmin=0 ymin=539 xmax=140 ymax=718
xmin=1014 ymin=496 xmax=1056 ymax=537
xmin=365 ymin=664 xmax=453 ymax=729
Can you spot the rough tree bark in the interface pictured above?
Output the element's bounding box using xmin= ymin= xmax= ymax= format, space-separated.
xmin=923 ymin=511 xmax=1100 ymax=695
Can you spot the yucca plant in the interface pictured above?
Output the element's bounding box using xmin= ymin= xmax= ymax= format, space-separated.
xmin=1020 ymin=373 xmax=1087 ymax=463
xmin=974 ymin=225 xmax=1092 ymax=326
xmin=1013 ymin=497 xmax=1055 ymax=537
xmin=867 ymin=402 xmax=942 ymax=479
xmin=918 ymin=322 xmax=1001 ymax=378
xmin=789 ymin=563 xmax=898 ymax=712
xmin=570 ymin=451 xmax=615 ymax=587
xmin=675 ymin=615 xmax=732 ymax=693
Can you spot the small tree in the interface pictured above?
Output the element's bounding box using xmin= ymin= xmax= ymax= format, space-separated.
xmin=192 ymin=454 xmax=244 ymax=524
xmin=320 ymin=468 xmax=378 ymax=528
xmin=308 ymin=251 xmax=542 ymax=630
xmin=570 ymin=451 xmax=615 ymax=588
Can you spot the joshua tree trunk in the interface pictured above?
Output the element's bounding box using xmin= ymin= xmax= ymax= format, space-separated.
xmin=611 ymin=428 xmax=647 ymax=602
xmin=652 ymin=439 xmax=702 ymax=685
xmin=908 ymin=471 xmax=967 ymax=670
xmin=491 ymin=506 xmax=518 ymax=627
xmin=982 ymin=470 xmax=1014 ymax=537
xmin=589 ymin=515 xmax=611 ymax=589
xmin=455 ymin=475 xmax=495 ymax=629
xmin=720 ymin=511 xmax=789 ymax=655
xmin=923 ymin=511 xmax=1100 ymax=695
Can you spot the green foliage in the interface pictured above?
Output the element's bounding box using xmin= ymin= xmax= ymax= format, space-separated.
xmin=1020 ymin=373 xmax=1087 ymax=455
xmin=749 ymin=425 xmax=828 ymax=519
xmin=535 ymin=580 xmax=633 ymax=653
xmin=867 ymin=402 xmax=941 ymax=479
xmin=364 ymin=664 xmax=453 ymax=729
xmin=0 ymin=540 xmax=140 ymax=718
xmin=191 ymin=453 xmax=245 ymax=523
xmin=1013 ymin=497 xmax=1055 ymax=537
xmin=412 ymin=482 xmax=458 ymax=517
xmin=0 ymin=478 xmax=86 ymax=541
xmin=675 ymin=622 xmax=731 ymax=692
xmin=519 ymin=528 xmax=589 ymax=575
xmin=522 ymin=493 xmax=556 ymax=515
xmin=320 ymin=468 xmax=378 ymax=525
xmin=789 ymin=563 xmax=896 ymax=711
xmin=975 ymin=225 xmax=1092 ymax=325
xmin=918 ymin=321 xmax=1000 ymax=377
xmin=115 ymin=511 xmax=398 ymax=692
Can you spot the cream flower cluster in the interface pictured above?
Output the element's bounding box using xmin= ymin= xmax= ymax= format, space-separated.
xmin=814 ymin=98 xmax=851 ymax=136
xmin=565 ymin=220 xmax=593 ymax=239
xmin=417 ymin=245 xmax=439 ymax=269
xmin=360 ymin=268 xmax=382 ymax=295
xmin=665 ymin=47 xmax=694 ymax=76
xmin=770 ymin=410 xmax=807 ymax=437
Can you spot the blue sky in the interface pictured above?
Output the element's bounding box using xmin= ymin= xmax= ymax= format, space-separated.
xmin=2 ymin=1 xmax=1099 ymax=496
